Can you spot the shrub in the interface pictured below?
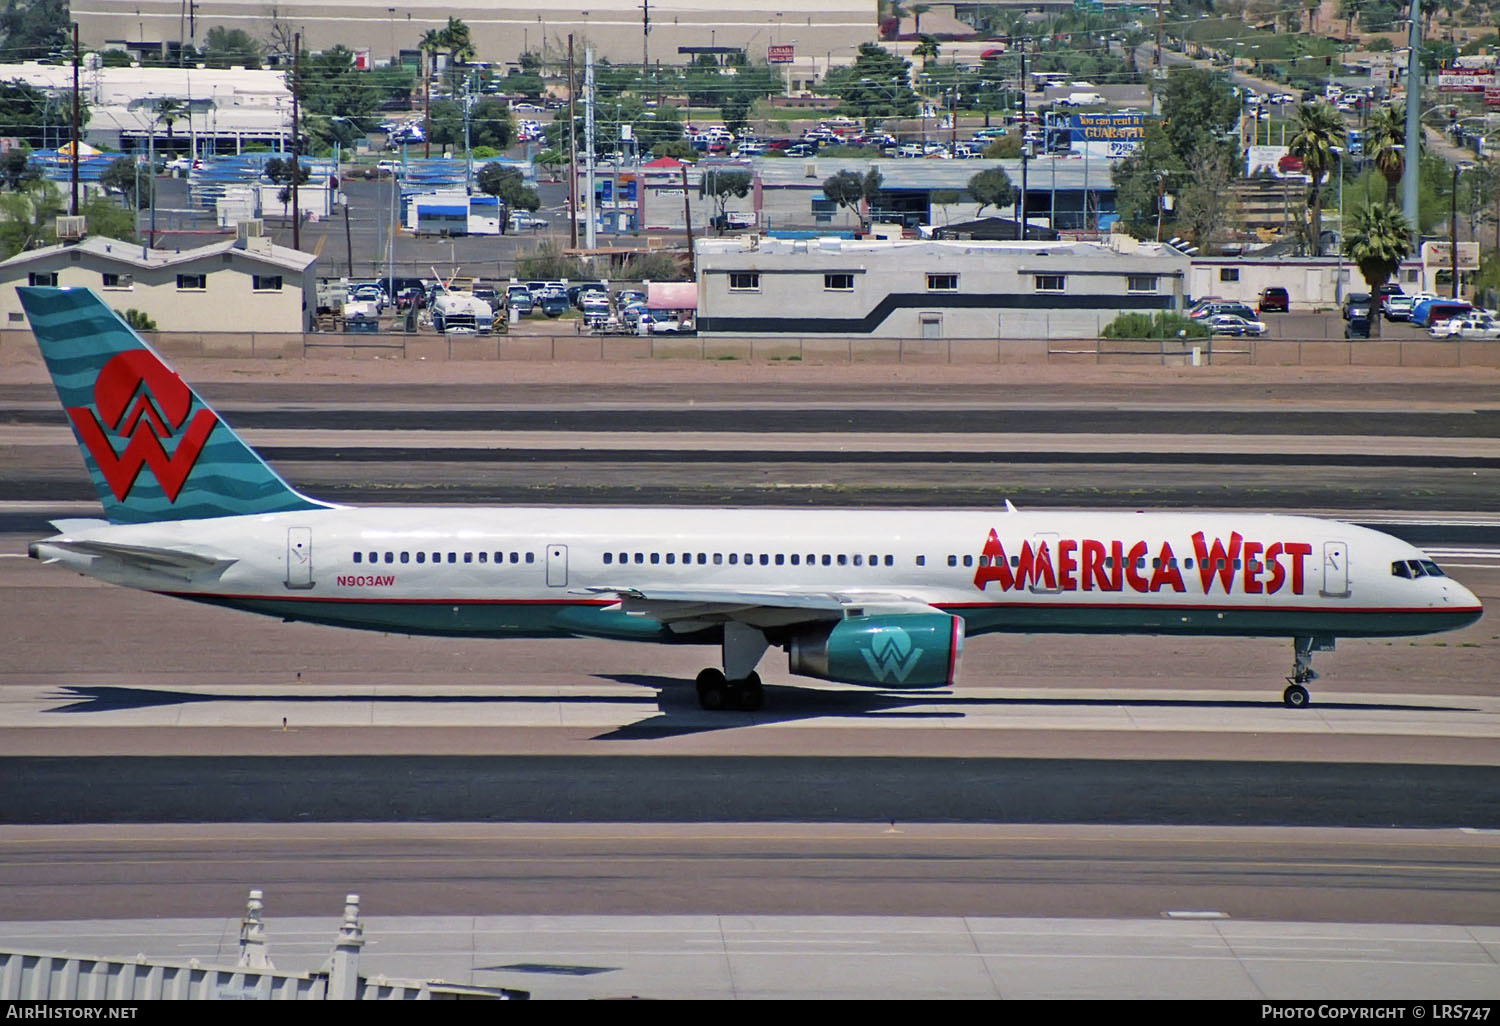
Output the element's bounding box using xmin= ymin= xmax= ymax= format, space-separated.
xmin=1100 ymin=312 xmax=1209 ymax=339
xmin=120 ymin=308 xmax=157 ymax=331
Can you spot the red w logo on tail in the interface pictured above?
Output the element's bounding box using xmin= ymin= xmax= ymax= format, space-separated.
xmin=66 ymin=350 xmax=218 ymax=502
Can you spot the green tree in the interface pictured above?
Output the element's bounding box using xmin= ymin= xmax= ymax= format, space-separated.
xmin=203 ymin=26 xmax=264 ymax=68
xmin=1366 ymin=104 xmax=1408 ymax=206
xmin=0 ymin=80 xmax=88 ymax=149
xmin=0 ymin=0 xmax=68 ymax=60
xmin=119 ymin=308 xmax=157 ymax=331
xmin=440 ymin=17 xmax=475 ymax=96
xmin=0 ymin=178 xmax=61 ymax=258
xmin=831 ymin=44 xmax=918 ymax=125
xmin=822 ymin=167 xmax=883 ymax=231
xmin=81 ymin=192 xmax=136 ymax=243
xmin=1346 ymin=203 xmax=1413 ymax=338
xmin=0 ymin=146 xmax=36 ymax=189
xmin=652 ymin=138 xmax=697 ymax=162
xmin=967 ymin=166 xmax=1015 ymax=217
xmin=1159 ymin=67 xmax=1238 ymax=163
xmin=468 ymin=98 xmax=516 ymax=151
xmin=702 ymin=169 xmax=752 ymax=233
xmin=912 ymin=35 xmax=940 ymax=68
xmin=99 ymin=155 xmax=153 ymax=209
xmin=476 ymin=163 xmax=539 ymax=233
xmin=533 ymin=147 xmax=566 ymax=180
xmin=1288 ymin=102 xmax=1344 ymax=256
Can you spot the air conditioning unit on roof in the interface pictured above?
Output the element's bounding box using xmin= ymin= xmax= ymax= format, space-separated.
xmin=55 ymin=215 xmax=85 ymax=240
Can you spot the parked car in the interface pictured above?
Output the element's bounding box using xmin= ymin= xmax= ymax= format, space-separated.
xmin=536 ymin=289 xmax=570 ymax=317
xmin=1257 ymin=286 xmax=1289 ymax=314
xmin=1341 ymin=292 xmax=1372 ymax=320
xmin=1410 ymin=297 xmax=1473 ymax=328
xmin=1381 ymin=293 xmax=1415 ymax=321
xmin=508 ymin=212 xmax=549 ymax=231
xmin=1190 ymin=301 xmax=1257 ymax=321
xmin=1430 ymin=314 xmax=1500 ymax=339
xmin=1207 ymin=314 xmax=1267 ymax=337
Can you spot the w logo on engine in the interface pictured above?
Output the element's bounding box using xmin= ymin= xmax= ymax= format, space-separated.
xmin=860 ymin=627 xmax=924 ymax=684
xmin=65 ymin=350 xmax=218 ymax=502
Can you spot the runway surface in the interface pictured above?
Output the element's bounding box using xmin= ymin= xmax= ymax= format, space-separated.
xmin=2 ymin=367 xmax=1497 ymax=998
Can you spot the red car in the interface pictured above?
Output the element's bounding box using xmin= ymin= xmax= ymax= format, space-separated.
xmin=1257 ymin=286 xmax=1289 ymax=314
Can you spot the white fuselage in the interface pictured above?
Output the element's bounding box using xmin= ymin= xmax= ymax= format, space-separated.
xmin=33 ymin=506 xmax=1483 ymax=646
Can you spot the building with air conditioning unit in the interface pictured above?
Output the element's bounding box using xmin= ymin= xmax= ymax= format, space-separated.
xmin=0 ymin=222 xmax=318 ymax=332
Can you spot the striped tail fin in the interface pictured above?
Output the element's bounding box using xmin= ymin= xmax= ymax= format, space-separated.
xmin=20 ymin=286 xmax=332 ymax=524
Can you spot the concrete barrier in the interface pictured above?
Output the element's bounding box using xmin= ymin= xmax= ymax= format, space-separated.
xmin=5 ymin=328 xmax=1500 ymax=367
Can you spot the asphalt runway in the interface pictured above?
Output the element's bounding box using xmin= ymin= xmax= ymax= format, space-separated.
xmin=2 ymin=370 xmax=1498 ymax=997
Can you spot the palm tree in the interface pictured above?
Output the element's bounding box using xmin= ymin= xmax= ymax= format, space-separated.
xmin=419 ymin=27 xmax=443 ymax=158
xmin=155 ymin=97 xmax=183 ymax=144
xmin=1347 ymin=202 xmax=1413 ymax=338
xmin=442 ymin=17 xmax=475 ymax=97
xmin=1366 ymin=104 xmax=1407 ymax=205
xmin=1288 ymin=101 xmax=1343 ymax=256
xmin=912 ymin=35 xmax=940 ymax=68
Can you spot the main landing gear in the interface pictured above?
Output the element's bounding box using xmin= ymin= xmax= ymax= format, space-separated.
xmin=695 ymin=622 xmax=770 ymax=712
xmin=1284 ymin=635 xmax=1334 ymax=708
xmin=695 ymin=668 xmax=765 ymax=711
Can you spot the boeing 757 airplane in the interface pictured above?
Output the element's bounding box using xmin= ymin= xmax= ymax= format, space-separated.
xmin=20 ymin=287 xmax=1484 ymax=711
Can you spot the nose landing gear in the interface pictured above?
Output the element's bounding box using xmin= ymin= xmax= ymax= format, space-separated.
xmin=1284 ymin=635 xmax=1334 ymax=708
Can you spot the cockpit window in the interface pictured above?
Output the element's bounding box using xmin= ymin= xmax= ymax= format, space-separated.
xmin=1393 ymin=559 xmax=1447 ymax=579
xmin=1391 ymin=561 xmax=1412 ymax=579
xmin=1419 ymin=560 xmax=1446 ymax=578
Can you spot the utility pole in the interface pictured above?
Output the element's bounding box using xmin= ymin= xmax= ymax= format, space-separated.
xmin=585 ymin=48 xmax=596 ymax=250
xmin=1402 ymin=0 xmax=1421 ymax=250
xmin=641 ymin=1 xmax=650 ymax=85
xmin=291 ymin=32 xmax=301 ymax=251
xmin=70 ymin=22 xmax=79 ymax=217
xmin=568 ymin=34 xmax=577 ymax=250
xmin=681 ymin=163 xmax=693 ymax=278
xmin=1019 ymin=40 xmax=1028 ymax=241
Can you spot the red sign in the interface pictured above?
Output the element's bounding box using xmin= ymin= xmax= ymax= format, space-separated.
xmin=1487 ymin=87 xmax=1500 ymax=108
xmin=768 ymin=44 xmax=795 ymax=64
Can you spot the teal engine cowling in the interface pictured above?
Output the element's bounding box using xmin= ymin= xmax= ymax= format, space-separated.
xmin=788 ymin=614 xmax=965 ymax=687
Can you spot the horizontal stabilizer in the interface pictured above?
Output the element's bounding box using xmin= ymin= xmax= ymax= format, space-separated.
xmin=41 ymin=538 xmax=238 ymax=581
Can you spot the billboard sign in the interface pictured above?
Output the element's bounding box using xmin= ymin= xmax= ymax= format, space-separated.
xmin=1066 ymin=112 xmax=1147 ymax=159
xmin=768 ymin=44 xmax=795 ymax=64
xmin=1438 ymin=67 xmax=1493 ymax=92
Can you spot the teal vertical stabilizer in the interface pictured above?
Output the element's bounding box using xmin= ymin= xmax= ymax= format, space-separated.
xmin=19 ymin=286 xmax=331 ymax=524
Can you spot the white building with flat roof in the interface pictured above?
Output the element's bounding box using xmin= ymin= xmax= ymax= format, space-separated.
xmin=74 ymin=1 xmax=874 ymax=76
xmin=0 ymin=61 xmax=293 ymax=154
xmin=695 ymin=233 xmax=1189 ymax=338
xmin=0 ymin=230 xmax=318 ymax=332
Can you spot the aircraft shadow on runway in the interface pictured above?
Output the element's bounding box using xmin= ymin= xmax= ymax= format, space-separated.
xmin=42 ymin=683 xmax=1475 ymax=742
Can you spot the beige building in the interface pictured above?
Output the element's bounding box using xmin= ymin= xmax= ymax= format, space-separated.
xmin=0 ymin=230 xmax=318 ymax=332
xmin=75 ymin=0 xmax=874 ymax=79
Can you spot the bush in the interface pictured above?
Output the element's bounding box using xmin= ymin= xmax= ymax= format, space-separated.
xmin=516 ymin=240 xmax=592 ymax=281
xmin=1100 ymin=312 xmax=1209 ymax=340
xmin=120 ymin=308 xmax=157 ymax=331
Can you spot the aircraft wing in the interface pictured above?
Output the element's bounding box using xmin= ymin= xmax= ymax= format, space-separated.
xmin=36 ymin=538 xmax=239 ymax=581
xmin=578 ymin=585 xmax=947 ymax=632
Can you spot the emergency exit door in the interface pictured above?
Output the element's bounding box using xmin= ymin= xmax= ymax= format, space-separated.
xmin=1320 ymin=541 xmax=1349 ymax=598
xmin=546 ymin=544 xmax=568 ymax=587
xmin=285 ymin=527 xmax=313 ymax=590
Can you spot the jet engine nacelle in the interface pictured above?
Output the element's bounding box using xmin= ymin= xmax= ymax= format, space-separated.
xmin=788 ymin=613 xmax=965 ymax=687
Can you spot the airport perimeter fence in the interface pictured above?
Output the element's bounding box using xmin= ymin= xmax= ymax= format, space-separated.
xmin=5 ymin=331 xmax=1500 ymax=367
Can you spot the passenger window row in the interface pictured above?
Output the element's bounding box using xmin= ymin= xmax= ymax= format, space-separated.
xmin=352 ymin=551 xmax=536 ymax=565
xmin=603 ymin=552 xmax=899 ymax=567
xmin=951 ymin=554 xmax=1220 ymax=570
